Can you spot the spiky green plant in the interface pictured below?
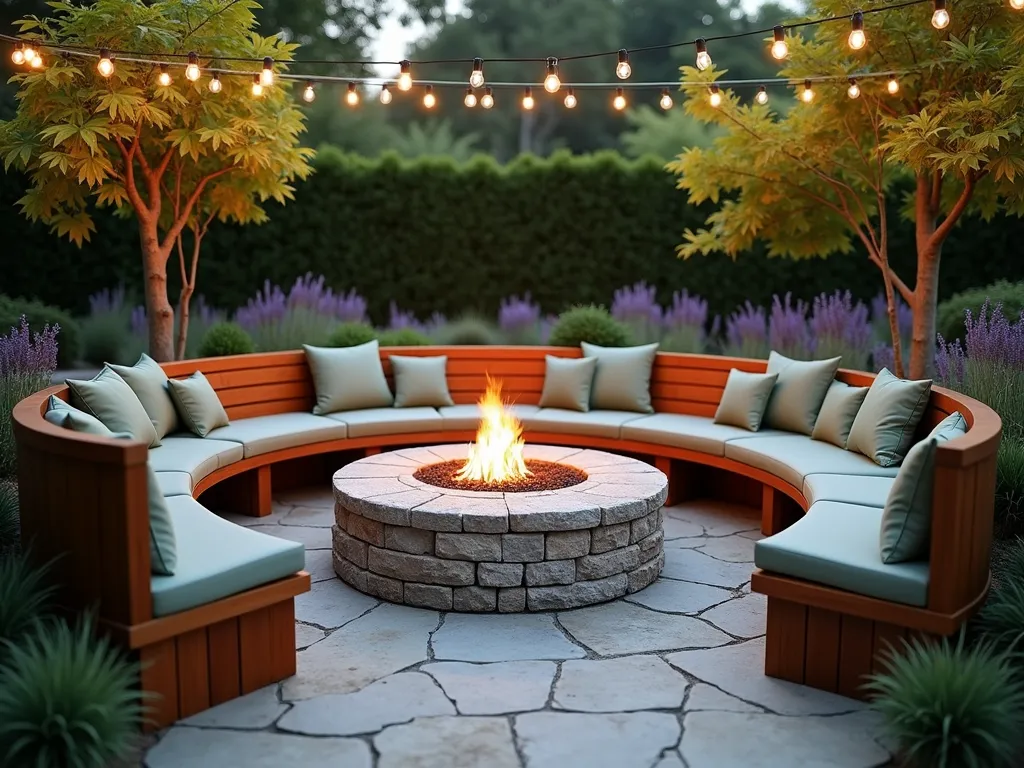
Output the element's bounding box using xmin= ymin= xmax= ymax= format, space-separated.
xmin=865 ymin=636 xmax=1024 ymax=768
xmin=0 ymin=614 xmax=143 ymax=768
xmin=0 ymin=551 xmax=55 ymax=655
xmin=0 ymin=481 xmax=18 ymax=553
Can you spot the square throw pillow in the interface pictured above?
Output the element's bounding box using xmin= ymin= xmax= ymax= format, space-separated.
xmin=109 ymin=353 xmax=178 ymax=439
xmin=44 ymin=395 xmax=108 ymax=433
xmin=304 ymin=341 xmax=394 ymax=415
xmin=880 ymin=411 xmax=967 ymax=563
xmin=580 ymin=342 xmax=659 ymax=413
xmin=847 ymin=368 xmax=932 ymax=467
xmin=167 ymin=372 xmax=230 ymax=438
xmin=811 ymin=381 xmax=869 ymax=448
xmin=538 ymin=356 xmax=598 ymax=412
xmin=713 ymin=369 xmax=779 ymax=431
xmin=763 ymin=351 xmax=841 ymax=435
xmin=67 ymin=367 xmax=160 ymax=447
xmin=390 ymin=355 xmax=455 ymax=408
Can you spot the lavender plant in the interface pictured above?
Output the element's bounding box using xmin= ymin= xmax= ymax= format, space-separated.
xmin=611 ymin=282 xmax=663 ymax=345
xmin=80 ymin=286 xmax=133 ymax=366
xmin=768 ymin=293 xmax=813 ymax=360
xmin=386 ymin=303 xmax=446 ymax=337
xmin=1 ymin=318 xmax=59 ymax=476
xmin=810 ymin=291 xmax=872 ymax=370
xmin=661 ymin=290 xmax=710 ymax=354
xmin=723 ymin=301 xmax=769 ymax=359
xmin=870 ymin=292 xmax=913 ymax=351
xmin=498 ymin=294 xmax=543 ymax=345
xmin=125 ymin=296 xmax=225 ymax=361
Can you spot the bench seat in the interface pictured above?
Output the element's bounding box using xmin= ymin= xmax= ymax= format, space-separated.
xmin=324 ymin=407 xmax=443 ymax=438
xmin=621 ymin=412 xmax=789 ymax=456
xmin=438 ymin=404 xmax=541 ymax=431
xmin=803 ymin=473 xmax=894 ymax=508
xmin=524 ymin=408 xmax=649 ymax=439
xmin=151 ymin=496 xmax=305 ymax=617
xmin=208 ymin=412 xmax=348 ymax=458
xmin=725 ymin=434 xmax=899 ymax=489
xmin=148 ymin=435 xmax=244 ymax=486
xmin=754 ymin=500 xmax=929 ymax=607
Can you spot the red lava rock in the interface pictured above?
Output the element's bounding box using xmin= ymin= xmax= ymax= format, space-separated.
xmin=414 ymin=459 xmax=588 ymax=493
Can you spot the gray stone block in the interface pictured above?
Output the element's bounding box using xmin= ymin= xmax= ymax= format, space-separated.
xmin=637 ymin=529 xmax=664 ymax=563
xmin=367 ymin=547 xmax=475 ymax=586
xmin=527 ymin=573 xmax=628 ymax=610
xmin=502 ymin=533 xmax=545 ymax=562
xmin=333 ymin=552 xmax=368 ymax=592
xmin=576 ymin=545 xmax=640 ymax=580
xmin=404 ymin=583 xmax=453 ymax=610
xmin=333 ymin=526 xmax=368 ymax=569
xmin=545 ymin=530 xmax=591 ymax=560
xmin=385 ymin=525 xmax=435 ymax=555
xmin=453 ymin=586 xmax=497 ymax=612
xmin=525 ymin=560 xmax=576 ymax=586
xmin=498 ymin=587 xmax=527 ymax=613
xmin=599 ymin=497 xmax=650 ymax=526
xmin=334 ymin=504 xmax=349 ymax=530
xmin=347 ymin=513 xmax=385 ymax=547
xmin=478 ymin=562 xmax=524 ymax=588
xmin=365 ymin=572 xmax=404 ymax=603
xmin=436 ymin=533 xmax=502 ymax=561
xmin=627 ymin=552 xmax=664 ymax=593
xmin=590 ymin=523 xmax=630 ymax=554
xmin=506 ymin=494 xmax=602 ymax=532
xmin=630 ymin=511 xmax=659 ymax=544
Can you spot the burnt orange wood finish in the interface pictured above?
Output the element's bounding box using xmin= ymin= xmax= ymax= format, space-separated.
xmin=13 ymin=347 xmax=1001 ymax=714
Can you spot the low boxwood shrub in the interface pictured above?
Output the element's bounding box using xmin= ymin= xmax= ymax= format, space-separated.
xmin=0 ymin=296 xmax=79 ymax=368
xmin=376 ymin=328 xmax=431 ymax=347
xmin=197 ymin=322 xmax=255 ymax=358
xmin=937 ymin=280 xmax=1024 ymax=343
xmin=432 ymin=316 xmax=501 ymax=346
xmin=326 ymin=322 xmax=377 ymax=348
xmin=548 ymin=305 xmax=632 ymax=348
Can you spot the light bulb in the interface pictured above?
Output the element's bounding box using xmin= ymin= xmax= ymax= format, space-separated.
xmin=470 ymin=58 xmax=485 ymax=88
xmin=543 ymin=58 xmax=560 ymax=93
xmin=464 ymin=88 xmax=477 ymax=107
xmin=847 ymin=78 xmax=861 ymax=99
xmin=708 ymin=85 xmax=721 ymax=108
xmin=261 ymin=57 xmax=274 ymax=87
xmin=771 ymin=26 xmax=788 ymax=60
xmin=251 ymin=75 xmax=263 ymax=98
xmin=801 ymin=79 xmax=814 ymax=103
xmin=695 ymin=38 xmax=712 ymax=71
xmin=22 ymin=44 xmax=36 ymax=64
xmin=302 ymin=81 xmax=315 ymax=103
xmin=423 ymin=85 xmax=436 ymax=109
xmin=659 ymin=89 xmax=674 ymax=110
xmin=564 ymin=88 xmax=577 ymax=109
xmin=1012 ymin=0 xmax=1024 ymax=10
xmin=522 ymin=87 xmax=535 ymax=111
xmin=931 ymin=0 xmax=950 ymax=28
xmin=186 ymin=52 xmax=200 ymax=82
xmin=11 ymin=44 xmax=25 ymax=65
xmin=615 ymin=49 xmax=631 ymax=80
xmin=30 ymin=53 xmax=43 ymax=69
xmin=398 ymin=60 xmax=412 ymax=91
xmin=613 ymin=87 xmax=627 ymax=111
xmin=97 ymin=49 xmax=114 ymax=77
xmin=887 ymin=74 xmax=900 ymax=94
xmin=380 ymin=84 xmax=392 ymax=104
xmin=346 ymin=82 xmax=360 ymax=106
xmin=481 ymin=87 xmax=494 ymax=109
xmin=848 ymin=12 xmax=866 ymax=50
xmin=157 ymin=64 xmax=172 ymax=87
xmin=208 ymin=74 xmax=222 ymax=93
xmin=755 ymin=85 xmax=768 ymax=105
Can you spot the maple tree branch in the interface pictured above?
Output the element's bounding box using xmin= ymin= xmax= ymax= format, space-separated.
xmin=930 ymin=172 xmax=975 ymax=249
xmin=155 ymin=145 xmax=176 ymax=183
xmin=112 ymin=134 xmax=149 ymax=217
xmin=159 ymin=166 xmax=233 ymax=253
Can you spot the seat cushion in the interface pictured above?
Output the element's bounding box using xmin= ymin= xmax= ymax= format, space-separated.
xmin=524 ymin=408 xmax=648 ymax=439
xmin=325 ymin=407 xmax=442 ymax=438
xmin=207 ymin=412 xmax=348 ymax=458
xmin=755 ymin=500 xmax=929 ymax=607
xmin=147 ymin=435 xmax=244 ymax=485
xmin=725 ymin=434 xmax=899 ymax=489
xmin=802 ymin=473 xmax=895 ymax=508
xmin=621 ymin=413 xmax=788 ymax=457
xmin=154 ymin=471 xmax=193 ymax=497
xmin=151 ymin=496 xmax=305 ymax=617
xmin=438 ymin=404 xmax=541 ymax=431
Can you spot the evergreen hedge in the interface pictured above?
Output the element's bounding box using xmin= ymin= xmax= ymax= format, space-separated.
xmin=2 ymin=147 xmax=1021 ymax=323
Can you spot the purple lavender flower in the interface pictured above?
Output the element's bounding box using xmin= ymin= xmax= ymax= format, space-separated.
xmin=662 ymin=290 xmax=709 ymax=353
xmin=499 ymin=294 xmax=543 ymax=345
xmin=962 ymin=301 xmax=1024 ymax=369
xmin=1 ymin=317 xmax=60 ymax=474
xmin=768 ymin=293 xmax=812 ymax=360
xmin=130 ymin=306 xmax=148 ymax=337
xmin=612 ymin=282 xmax=663 ymax=345
xmin=870 ymin=292 xmax=913 ymax=347
xmin=871 ymin=343 xmax=896 ymax=374
xmin=88 ymin=285 xmax=127 ymax=316
xmin=934 ymin=336 xmax=966 ymax=385
xmin=810 ymin=291 xmax=872 ymax=370
xmin=724 ymin=301 xmax=769 ymax=359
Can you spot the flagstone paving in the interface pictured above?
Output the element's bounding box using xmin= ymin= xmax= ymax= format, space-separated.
xmin=143 ymin=489 xmax=895 ymax=768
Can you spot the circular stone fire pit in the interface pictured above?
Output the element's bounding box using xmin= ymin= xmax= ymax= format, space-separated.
xmin=332 ymin=444 xmax=668 ymax=612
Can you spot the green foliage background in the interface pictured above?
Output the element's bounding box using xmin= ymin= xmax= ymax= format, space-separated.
xmin=2 ymin=147 xmax=1022 ymax=324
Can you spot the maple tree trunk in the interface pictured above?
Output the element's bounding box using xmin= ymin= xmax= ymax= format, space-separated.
xmin=139 ymin=220 xmax=175 ymax=363
xmin=912 ymin=175 xmax=940 ymax=380
xmin=175 ymin=229 xmax=202 ymax=361
xmin=876 ymin=244 xmax=905 ymax=379
xmin=176 ymin=286 xmax=193 ymax=362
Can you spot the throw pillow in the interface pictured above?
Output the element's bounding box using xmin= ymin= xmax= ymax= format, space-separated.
xmin=66 ymin=367 xmax=160 ymax=447
xmin=811 ymin=381 xmax=869 ymax=449
xmin=109 ymin=353 xmax=179 ymax=439
xmin=880 ymin=411 xmax=968 ymax=563
xmin=847 ymin=368 xmax=932 ymax=467
xmin=44 ymin=395 xmax=108 ymax=433
xmin=304 ymin=341 xmax=394 ymax=415
xmin=390 ymin=355 xmax=455 ymax=408
xmin=713 ymin=369 xmax=780 ymax=431
xmin=538 ymin=356 xmax=598 ymax=412
xmin=167 ymin=372 xmax=230 ymax=438
xmin=580 ymin=342 xmax=659 ymax=413
xmin=763 ymin=351 xmax=841 ymax=434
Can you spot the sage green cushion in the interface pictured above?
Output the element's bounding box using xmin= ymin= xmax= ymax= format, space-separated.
xmin=713 ymin=370 xmax=778 ymax=431
xmin=154 ymin=471 xmax=193 ymax=497
xmin=167 ymin=372 xmax=230 ymax=438
xmin=802 ymin=473 xmax=895 ymax=508
xmin=304 ymin=341 xmax=393 ymax=415
xmin=391 ymin=355 xmax=455 ymax=408
xmin=44 ymin=395 xmax=107 ymax=433
xmin=763 ymin=352 xmax=841 ymax=435
xmin=147 ymin=435 xmax=244 ymax=486
xmin=725 ymin=434 xmax=899 ymax=489
xmin=580 ymin=342 xmax=658 ymax=413
xmin=848 ymin=368 xmax=932 ymax=467
xmin=437 ymin=404 xmax=541 ymax=431
xmin=538 ymin=356 xmax=597 ymax=412
xmin=208 ymin=412 xmax=348 ymax=458
xmin=325 ymin=407 xmax=442 ymax=438
xmin=67 ymin=367 xmax=160 ymax=447
xmin=880 ymin=411 xmax=968 ymax=563
xmin=525 ymin=408 xmax=648 ymax=439
xmin=755 ymin=500 xmax=929 ymax=607
xmin=151 ymin=496 xmax=304 ymax=617
xmin=621 ymin=413 xmax=787 ymax=457
xmin=109 ymin=353 xmax=178 ymax=440
xmin=811 ymin=381 xmax=869 ymax=448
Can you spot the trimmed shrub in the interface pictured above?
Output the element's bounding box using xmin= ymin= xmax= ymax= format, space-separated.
xmin=376 ymin=328 xmax=431 ymax=347
xmin=197 ymin=322 xmax=255 ymax=358
xmin=937 ymin=280 xmax=1024 ymax=343
xmin=432 ymin=316 xmax=501 ymax=346
xmin=326 ymin=322 xmax=377 ymax=348
xmin=865 ymin=636 xmax=1024 ymax=768
xmin=0 ymin=481 xmax=19 ymax=554
xmin=0 ymin=551 xmax=55 ymax=656
xmin=549 ymin=305 xmax=632 ymax=348
xmin=0 ymin=296 xmax=79 ymax=368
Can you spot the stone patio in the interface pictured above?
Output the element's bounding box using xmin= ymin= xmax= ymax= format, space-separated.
xmin=142 ymin=488 xmax=896 ymax=768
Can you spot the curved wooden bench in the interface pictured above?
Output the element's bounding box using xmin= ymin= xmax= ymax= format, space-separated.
xmin=13 ymin=346 xmax=1001 ymax=723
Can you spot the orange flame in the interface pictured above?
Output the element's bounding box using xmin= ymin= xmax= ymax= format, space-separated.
xmin=456 ymin=377 xmax=531 ymax=484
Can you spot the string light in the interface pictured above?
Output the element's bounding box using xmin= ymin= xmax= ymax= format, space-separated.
xmin=97 ymin=48 xmax=114 ymax=77
xmin=380 ymin=84 xmax=392 ymax=104
xmin=931 ymin=0 xmax=950 ymax=28
xmin=848 ymin=11 xmax=867 ymax=50
xmin=22 ymin=43 xmax=37 ymax=65
xmin=185 ymin=51 xmax=201 ymax=82
xmin=887 ymin=73 xmax=900 ymax=93
xmin=10 ymin=42 xmax=24 ymax=65
xmin=157 ymin=64 xmax=172 ymax=86
xmin=30 ymin=52 xmax=42 ymax=68
xmin=616 ymin=49 xmax=631 ymax=80
xmin=481 ymin=86 xmax=495 ymax=109
xmin=544 ymin=58 xmax=561 ymax=93
xmin=302 ymin=81 xmax=315 ymax=102
xmin=208 ymin=73 xmax=222 ymax=93
xmin=659 ymin=89 xmax=674 ymax=110
xmin=522 ymin=86 xmax=535 ymax=110
xmin=708 ymin=84 xmax=721 ymax=108
xmin=1012 ymin=0 xmax=1024 ymax=10
xmin=464 ymin=87 xmax=477 ymax=107
xmin=251 ymin=74 xmax=263 ymax=97
xmin=695 ymin=38 xmax=712 ymax=70
xmin=801 ymin=79 xmax=814 ymax=102
xmin=423 ymin=84 xmax=436 ymax=108
xmin=755 ymin=85 xmax=769 ymax=105
xmin=613 ymin=87 xmax=627 ymax=110
xmin=847 ymin=77 xmax=861 ymax=99
xmin=261 ymin=57 xmax=274 ymax=87
xmin=470 ymin=57 xmax=485 ymax=88
xmin=771 ymin=26 xmax=788 ymax=60
xmin=564 ymin=88 xmax=577 ymax=108
xmin=398 ymin=60 xmax=412 ymax=91
xmin=343 ymin=82 xmax=359 ymax=106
